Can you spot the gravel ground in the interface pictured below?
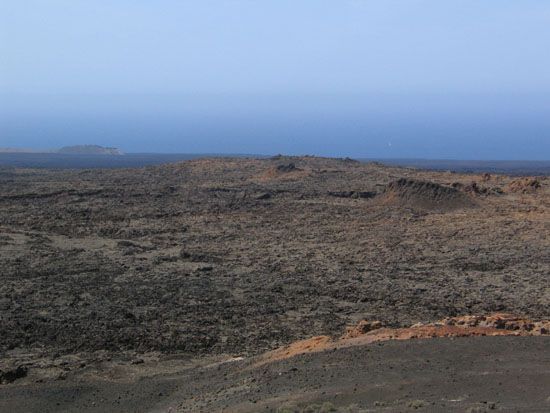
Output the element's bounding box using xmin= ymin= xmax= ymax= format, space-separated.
xmin=1 ymin=337 xmax=549 ymax=412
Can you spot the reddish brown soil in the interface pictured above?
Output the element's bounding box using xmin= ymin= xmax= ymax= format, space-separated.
xmin=507 ymin=177 xmax=543 ymax=193
xmin=258 ymin=313 xmax=550 ymax=365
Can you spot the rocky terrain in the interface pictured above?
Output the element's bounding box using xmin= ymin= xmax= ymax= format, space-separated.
xmin=0 ymin=156 xmax=548 ymax=411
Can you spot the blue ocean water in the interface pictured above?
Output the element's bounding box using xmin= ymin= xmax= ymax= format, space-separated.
xmin=2 ymin=94 xmax=549 ymax=162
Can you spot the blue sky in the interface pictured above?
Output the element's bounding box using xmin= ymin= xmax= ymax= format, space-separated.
xmin=1 ymin=1 xmax=550 ymax=158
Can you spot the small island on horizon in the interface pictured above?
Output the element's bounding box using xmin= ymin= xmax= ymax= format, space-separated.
xmin=0 ymin=145 xmax=123 ymax=155
xmin=57 ymin=145 xmax=123 ymax=155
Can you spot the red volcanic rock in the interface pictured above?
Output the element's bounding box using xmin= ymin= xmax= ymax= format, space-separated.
xmin=258 ymin=314 xmax=550 ymax=365
xmin=508 ymin=177 xmax=541 ymax=193
xmin=343 ymin=320 xmax=384 ymax=338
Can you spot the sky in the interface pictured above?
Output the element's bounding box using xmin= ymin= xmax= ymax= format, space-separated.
xmin=1 ymin=1 xmax=550 ymax=159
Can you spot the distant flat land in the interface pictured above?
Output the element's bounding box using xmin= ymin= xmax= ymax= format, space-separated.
xmin=0 ymin=152 xmax=549 ymax=175
xmin=360 ymin=158 xmax=550 ymax=176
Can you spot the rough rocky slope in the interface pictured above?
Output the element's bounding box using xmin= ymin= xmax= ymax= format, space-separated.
xmin=0 ymin=156 xmax=548 ymax=383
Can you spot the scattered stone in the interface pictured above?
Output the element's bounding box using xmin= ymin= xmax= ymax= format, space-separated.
xmin=407 ymin=399 xmax=427 ymax=409
xmin=328 ymin=191 xmax=376 ymax=199
xmin=256 ymin=192 xmax=272 ymax=200
xmin=276 ymin=163 xmax=298 ymax=173
xmin=343 ymin=320 xmax=385 ymax=338
xmin=0 ymin=366 xmax=28 ymax=384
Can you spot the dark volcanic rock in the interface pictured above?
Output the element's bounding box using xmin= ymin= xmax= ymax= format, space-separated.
xmin=276 ymin=163 xmax=298 ymax=173
xmin=328 ymin=190 xmax=376 ymax=199
xmin=381 ymin=178 xmax=475 ymax=210
xmin=0 ymin=156 xmax=547 ymax=363
xmin=0 ymin=366 xmax=28 ymax=384
xmin=256 ymin=192 xmax=272 ymax=200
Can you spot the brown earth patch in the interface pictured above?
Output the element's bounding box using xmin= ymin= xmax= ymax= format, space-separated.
xmin=508 ymin=177 xmax=542 ymax=193
xmin=258 ymin=163 xmax=310 ymax=181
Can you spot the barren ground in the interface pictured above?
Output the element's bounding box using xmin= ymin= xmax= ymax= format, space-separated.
xmin=0 ymin=156 xmax=548 ymax=411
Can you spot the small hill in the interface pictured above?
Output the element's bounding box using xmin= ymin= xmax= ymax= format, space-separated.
xmin=57 ymin=145 xmax=122 ymax=155
xmin=380 ymin=178 xmax=475 ymax=211
xmin=258 ymin=162 xmax=309 ymax=181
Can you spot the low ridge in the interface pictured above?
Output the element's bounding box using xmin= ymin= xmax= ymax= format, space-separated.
xmin=380 ymin=177 xmax=475 ymax=211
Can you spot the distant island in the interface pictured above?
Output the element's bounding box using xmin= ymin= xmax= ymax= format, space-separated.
xmin=0 ymin=145 xmax=123 ymax=155
xmin=57 ymin=145 xmax=123 ymax=155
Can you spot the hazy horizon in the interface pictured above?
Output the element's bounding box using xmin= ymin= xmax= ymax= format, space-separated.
xmin=2 ymin=92 xmax=549 ymax=160
xmin=2 ymin=1 xmax=550 ymax=160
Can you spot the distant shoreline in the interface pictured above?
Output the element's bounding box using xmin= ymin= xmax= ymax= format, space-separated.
xmin=0 ymin=152 xmax=549 ymax=175
xmin=358 ymin=158 xmax=550 ymax=176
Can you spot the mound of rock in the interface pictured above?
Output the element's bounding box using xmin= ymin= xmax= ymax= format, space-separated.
xmin=380 ymin=178 xmax=475 ymax=211
xmin=328 ymin=190 xmax=376 ymax=199
xmin=276 ymin=163 xmax=298 ymax=173
xmin=342 ymin=320 xmax=384 ymax=339
xmin=507 ymin=177 xmax=541 ymax=193
xmin=260 ymin=163 xmax=306 ymax=180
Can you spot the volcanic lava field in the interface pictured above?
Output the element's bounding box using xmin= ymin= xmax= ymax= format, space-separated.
xmin=0 ymin=156 xmax=549 ymax=412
